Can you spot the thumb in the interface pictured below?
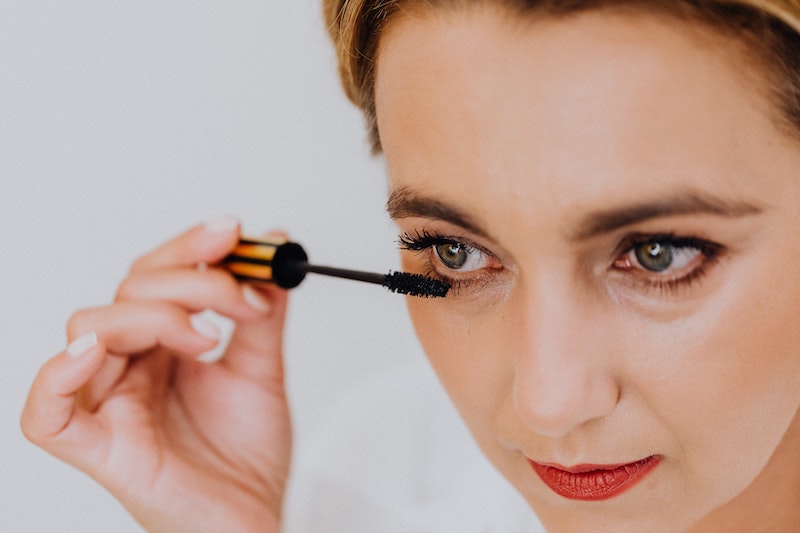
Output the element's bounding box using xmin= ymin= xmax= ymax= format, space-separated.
xmin=21 ymin=332 xmax=111 ymax=474
xmin=219 ymin=284 xmax=289 ymax=386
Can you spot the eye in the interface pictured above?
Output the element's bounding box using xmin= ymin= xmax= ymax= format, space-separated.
xmin=612 ymin=233 xmax=723 ymax=293
xmin=434 ymin=242 xmax=489 ymax=271
xmin=631 ymin=241 xmax=698 ymax=273
xmin=398 ymin=230 xmax=502 ymax=291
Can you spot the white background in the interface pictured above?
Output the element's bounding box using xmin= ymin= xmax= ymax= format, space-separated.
xmin=0 ymin=2 xmax=428 ymax=530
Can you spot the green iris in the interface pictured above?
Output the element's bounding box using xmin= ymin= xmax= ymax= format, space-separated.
xmin=435 ymin=242 xmax=469 ymax=269
xmin=635 ymin=242 xmax=673 ymax=272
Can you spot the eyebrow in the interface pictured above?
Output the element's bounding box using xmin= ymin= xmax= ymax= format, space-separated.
xmin=387 ymin=186 xmax=763 ymax=241
xmin=572 ymin=191 xmax=763 ymax=240
xmin=386 ymin=186 xmax=491 ymax=239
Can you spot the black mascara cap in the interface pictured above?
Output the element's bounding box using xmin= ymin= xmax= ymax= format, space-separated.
xmin=272 ymin=242 xmax=308 ymax=288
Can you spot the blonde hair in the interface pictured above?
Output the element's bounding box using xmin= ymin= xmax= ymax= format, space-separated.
xmin=323 ymin=0 xmax=800 ymax=152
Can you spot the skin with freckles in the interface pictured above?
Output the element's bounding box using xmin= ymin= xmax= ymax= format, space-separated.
xmin=377 ymin=5 xmax=800 ymax=532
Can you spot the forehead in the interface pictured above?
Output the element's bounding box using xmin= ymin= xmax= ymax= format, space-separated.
xmin=373 ymin=6 xmax=791 ymax=236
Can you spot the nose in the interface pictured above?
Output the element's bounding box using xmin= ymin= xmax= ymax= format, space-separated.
xmin=510 ymin=282 xmax=620 ymax=438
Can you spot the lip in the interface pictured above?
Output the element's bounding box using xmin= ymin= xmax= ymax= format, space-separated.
xmin=529 ymin=455 xmax=662 ymax=501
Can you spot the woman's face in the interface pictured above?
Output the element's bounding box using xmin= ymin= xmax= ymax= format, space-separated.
xmin=376 ymin=5 xmax=800 ymax=532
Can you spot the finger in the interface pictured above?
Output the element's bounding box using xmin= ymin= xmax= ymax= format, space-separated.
xmin=75 ymin=351 xmax=128 ymax=412
xmin=129 ymin=215 xmax=240 ymax=273
xmin=67 ymin=302 xmax=223 ymax=359
xmin=220 ymin=284 xmax=289 ymax=385
xmin=68 ymin=300 xmax=226 ymax=414
xmin=21 ymin=332 xmax=110 ymax=473
xmin=115 ymin=267 xmax=272 ymax=322
xmin=66 ymin=303 xmax=221 ymax=411
xmin=99 ymin=347 xmax=173 ymax=411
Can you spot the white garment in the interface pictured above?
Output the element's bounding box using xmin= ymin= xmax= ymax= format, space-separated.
xmin=284 ymin=359 xmax=545 ymax=532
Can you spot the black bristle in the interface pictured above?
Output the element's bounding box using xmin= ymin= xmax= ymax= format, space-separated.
xmin=383 ymin=271 xmax=450 ymax=298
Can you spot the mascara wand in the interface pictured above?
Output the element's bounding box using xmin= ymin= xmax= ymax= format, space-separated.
xmin=223 ymin=238 xmax=450 ymax=298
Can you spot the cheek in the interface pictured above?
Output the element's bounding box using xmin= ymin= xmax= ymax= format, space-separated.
xmin=405 ymin=298 xmax=511 ymax=438
xmin=632 ymin=265 xmax=800 ymax=498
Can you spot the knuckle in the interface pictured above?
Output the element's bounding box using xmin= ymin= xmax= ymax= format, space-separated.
xmin=114 ymin=274 xmax=138 ymax=301
xmin=19 ymin=403 xmax=48 ymax=445
xmin=19 ymin=413 xmax=39 ymax=444
xmin=209 ymin=268 xmax=241 ymax=296
xmin=140 ymin=300 xmax=184 ymax=331
xmin=19 ymin=402 xmax=34 ymax=437
xmin=128 ymin=255 xmax=149 ymax=275
xmin=65 ymin=308 xmax=98 ymax=340
xmin=20 ymin=365 xmax=56 ymax=444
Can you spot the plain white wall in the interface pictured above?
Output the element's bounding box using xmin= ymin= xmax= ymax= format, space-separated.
xmin=0 ymin=2 xmax=426 ymax=530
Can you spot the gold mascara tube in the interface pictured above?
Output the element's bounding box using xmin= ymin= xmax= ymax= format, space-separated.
xmin=223 ymin=237 xmax=450 ymax=298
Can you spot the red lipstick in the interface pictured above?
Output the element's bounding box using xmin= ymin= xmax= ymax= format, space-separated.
xmin=530 ymin=455 xmax=662 ymax=501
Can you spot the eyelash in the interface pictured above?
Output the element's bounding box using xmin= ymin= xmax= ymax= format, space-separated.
xmin=398 ymin=229 xmax=496 ymax=294
xmin=398 ymin=229 xmax=724 ymax=297
xmin=612 ymin=233 xmax=724 ymax=295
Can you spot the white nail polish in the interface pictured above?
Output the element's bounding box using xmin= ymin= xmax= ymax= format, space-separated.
xmin=194 ymin=310 xmax=234 ymax=363
xmin=204 ymin=215 xmax=239 ymax=234
xmin=190 ymin=313 xmax=221 ymax=340
xmin=67 ymin=331 xmax=98 ymax=358
xmin=242 ymin=285 xmax=272 ymax=313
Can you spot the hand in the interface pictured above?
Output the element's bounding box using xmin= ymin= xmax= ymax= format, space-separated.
xmin=21 ymin=217 xmax=290 ymax=533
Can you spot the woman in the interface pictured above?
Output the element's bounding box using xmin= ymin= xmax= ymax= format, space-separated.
xmin=21 ymin=0 xmax=800 ymax=531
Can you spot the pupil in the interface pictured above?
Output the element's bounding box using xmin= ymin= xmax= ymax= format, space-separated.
xmin=635 ymin=242 xmax=673 ymax=272
xmin=435 ymin=242 xmax=468 ymax=269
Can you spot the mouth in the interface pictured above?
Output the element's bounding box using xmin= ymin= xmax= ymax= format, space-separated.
xmin=529 ymin=455 xmax=663 ymax=501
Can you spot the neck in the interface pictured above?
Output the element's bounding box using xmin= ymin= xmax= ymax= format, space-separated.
xmin=688 ymin=408 xmax=800 ymax=532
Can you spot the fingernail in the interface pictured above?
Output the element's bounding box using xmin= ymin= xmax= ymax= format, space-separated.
xmin=190 ymin=313 xmax=221 ymax=340
xmin=261 ymin=230 xmax=288 ymax=244
xmin=242 ymin=285 xmax=272 ymax=314
xmin=67 ymin=331 xmax=98 ymax=358
xmin=204 ymin=215 xmax=239 ymax=234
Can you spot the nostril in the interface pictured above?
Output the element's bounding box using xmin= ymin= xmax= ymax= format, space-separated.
xmin=513 ymin=369 xmax=619 ymax=438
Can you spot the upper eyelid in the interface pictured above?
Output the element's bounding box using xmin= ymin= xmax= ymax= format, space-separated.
xmin=398 ymin=229 xmax=496 ymax=257
xmin=400 ymin=230 xmax=507 ymax=268
xmin=613 ymin=232 xmax=718 ymax=256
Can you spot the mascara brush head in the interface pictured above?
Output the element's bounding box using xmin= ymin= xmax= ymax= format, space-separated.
xmin=383 ymin=271 xmax=450 ymax=298
xmin=224 ymin=238 xmax=451 ymax=298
